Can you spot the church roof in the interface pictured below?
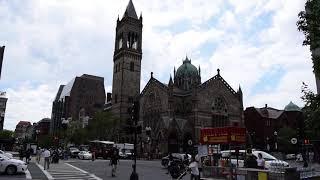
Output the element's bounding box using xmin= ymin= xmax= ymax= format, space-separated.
xmin=284 ymin=101 xmax=301 ymax=112
xmin=175 ymin=56 xmax=199 ymax=78
xmin=199 ymin=71 xmax=237 ymax=96
xmin=123 ymin=0 xmax=138 ymax=19
xmin=140 ymin=76 xmax=168 ymax=97
xmin=255 ymin=107 xmax=284 ymax=119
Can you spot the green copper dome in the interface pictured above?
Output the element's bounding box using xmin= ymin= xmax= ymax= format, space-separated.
xmin=284 ymin=101 xmax=301 ymax=112
xmin=176 ymin=57 xmax=199 ymax=78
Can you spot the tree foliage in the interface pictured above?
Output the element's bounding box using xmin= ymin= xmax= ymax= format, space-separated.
xmin=62 ymin=111 xmax=119 ymax=145
xmin=86 ymin=111 xmax=119 ymax=141
xmin=301 ymin=83 xmax=320 ymax=139
xmin=0 ymin=129 xmax=14 ymax=139
xmin=278 ymin=127 xmax=298 ymax=153
xmin=297 ymin=0 xmax=320 ymax=78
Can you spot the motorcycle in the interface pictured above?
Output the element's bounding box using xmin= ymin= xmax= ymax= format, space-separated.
xmin=169 ymin=159 xmax=189 ymax=179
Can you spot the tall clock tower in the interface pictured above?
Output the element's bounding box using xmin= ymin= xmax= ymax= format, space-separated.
xmin=112 ymin=0 xmax=142 ymax=124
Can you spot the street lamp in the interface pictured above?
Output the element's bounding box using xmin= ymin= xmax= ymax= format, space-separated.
xmin=145 ymin=127 xmax=152 ymax=160
xmin=274 ymin=131 xmax=278 ymax=151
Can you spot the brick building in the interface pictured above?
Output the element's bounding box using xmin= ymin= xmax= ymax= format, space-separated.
xmin=244 ymin=102 xmax=303 ymax=150
xmin=50 ymin=74 xmax=106 ymax=134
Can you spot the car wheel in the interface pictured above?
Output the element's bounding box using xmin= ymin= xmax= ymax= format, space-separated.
xmin=6 ymin=165 xmax=17 ymax=175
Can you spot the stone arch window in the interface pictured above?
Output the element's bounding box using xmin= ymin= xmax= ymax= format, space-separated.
xmin=130 ymin=62 xmax=134 ymax=71
xmin=212 ymin=97 xmax=227 ymax=113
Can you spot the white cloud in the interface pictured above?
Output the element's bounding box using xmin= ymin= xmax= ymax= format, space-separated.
xmin=0 ymin=0 xmax=316 ymax=130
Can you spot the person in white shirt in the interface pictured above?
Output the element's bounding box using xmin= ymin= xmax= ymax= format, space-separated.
xmin=189 ymin=156 xmax=200 ymax=180
xmin=257 ymin=153 xmax=265 ymax=169
xmin=42 ymin=148 xmax=51 ymax=170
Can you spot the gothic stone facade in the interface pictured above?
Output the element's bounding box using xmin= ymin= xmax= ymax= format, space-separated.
xmin=139 ymin=66 xmax=244 ymax=153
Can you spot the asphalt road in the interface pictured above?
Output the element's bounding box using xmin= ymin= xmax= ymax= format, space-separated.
xmin=69 ymin=159 xmax=190 ymax=180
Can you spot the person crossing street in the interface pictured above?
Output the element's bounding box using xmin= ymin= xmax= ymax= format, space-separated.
xmin=110 ymin=148 xmax=119 ymax=177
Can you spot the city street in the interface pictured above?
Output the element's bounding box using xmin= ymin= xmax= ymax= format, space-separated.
xmin=1 ymin=157 xmax=320 ymax=179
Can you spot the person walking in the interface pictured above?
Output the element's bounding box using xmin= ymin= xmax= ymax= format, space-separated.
xmin=244 ymin=149 xmax=257 ymax=168
xmin=36 ymin=147 xmax=41 ymax=164
xmin=25 ymin=148 xmax=31 ymax=164
xmin=189 ymin=156 xmax=200 ymax=180
xmin=110 ymin=148 xmax=119 ymax=177
xmin=257 ymin=153 xmax=265 ymax=169
xmin=43 ymin=148 xmax=51 ymax=170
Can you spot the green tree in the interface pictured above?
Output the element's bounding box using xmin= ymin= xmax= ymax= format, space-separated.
xmin=38 ymin=135 xmax=54 ymax=148
xmin=87 ymin=111 xmax=119 ymax=141
xmin=301 ymin=83 xmax=320 ymax=139
xmin=278 ymin=127 xmax=298 ymax=153
xmin=297 ymin=0 xmax=320 ymax=77
xmin=0 ymin=130 xmax=14 ymax=139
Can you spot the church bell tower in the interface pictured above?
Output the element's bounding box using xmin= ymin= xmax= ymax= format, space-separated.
xmin=112 ymin=0 xmax=142 ymax=123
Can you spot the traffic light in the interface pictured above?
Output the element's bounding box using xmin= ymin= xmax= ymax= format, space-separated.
xmin=132 ymin=100 xmax=139 ymax=121
xmin=304 ymin=139 xmax=310 ymax=144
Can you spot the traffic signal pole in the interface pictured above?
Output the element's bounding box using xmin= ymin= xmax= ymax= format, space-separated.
xmin=130 ymin=101 xmax=139 ymax=180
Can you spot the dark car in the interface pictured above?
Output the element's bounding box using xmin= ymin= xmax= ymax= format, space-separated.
xmin=161 ymin=153 xmax=191 ymax=167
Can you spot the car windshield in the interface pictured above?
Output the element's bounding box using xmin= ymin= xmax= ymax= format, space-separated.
xmin=70 ymin=148 xmax=79 ymax=151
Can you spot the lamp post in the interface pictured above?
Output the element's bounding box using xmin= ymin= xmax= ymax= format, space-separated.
xmin=274 ymin=131 xmax=278 ymax=151
xmin=145 ymin=127 xmax=152 ymax=160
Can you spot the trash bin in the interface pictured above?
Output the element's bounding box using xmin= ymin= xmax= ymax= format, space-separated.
xmin=284 ymin=167 xmax=299 ymax=180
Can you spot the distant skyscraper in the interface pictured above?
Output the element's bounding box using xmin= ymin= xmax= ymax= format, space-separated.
xmin=0 ymin=92 xmax=7 ymax=130
xmin=0 ymin=46 xmax=4 ymax=79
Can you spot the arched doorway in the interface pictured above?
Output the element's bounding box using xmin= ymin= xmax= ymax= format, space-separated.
xmin=168 ymin=131 xmax=179 ymax=153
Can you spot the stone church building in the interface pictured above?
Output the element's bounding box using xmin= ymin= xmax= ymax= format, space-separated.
xmin=111 ymin=0 xmax=244 ymax=154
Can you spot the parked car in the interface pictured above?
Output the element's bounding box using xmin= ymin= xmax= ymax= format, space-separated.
xmin=69 ymin=147 xmax=80 ymax=158
xmin=0 ymin=150 xmax=13 ymax=159
xmin=0 ymin=154 xmax=27 ymax=175
xmin=221 ymin=150 xmax=289 ymax=169
xmin=78 ymin=151 xmax=92 ymax=160
xmin=161 ymin=153 xmax=191 ymax=167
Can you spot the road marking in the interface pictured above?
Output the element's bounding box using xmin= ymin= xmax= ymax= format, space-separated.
xmin=25 ymin=169 xmax=32 ymax=179
xmin=65 ymin=163 xmax=103 ymax=180
xmin=36 ymin=162 xmax=54 ymax=180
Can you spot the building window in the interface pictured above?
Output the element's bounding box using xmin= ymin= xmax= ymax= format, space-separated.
xmin=115 ymin=94 xmax=118 ymax=103
xmin=130 ymin=62 xmax=134 ymax=71
xmin=266 ymin=119 xmax=271 ymax=127
xmin=128 ymin=97 xmax=133 ymax=103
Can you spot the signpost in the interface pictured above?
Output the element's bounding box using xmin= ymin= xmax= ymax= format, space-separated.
xmin=291 ymin=138 xmax=297 ymax=145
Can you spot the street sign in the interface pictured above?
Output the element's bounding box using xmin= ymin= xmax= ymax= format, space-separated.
xmin=291 ymin=138 xmax=297 ymax=145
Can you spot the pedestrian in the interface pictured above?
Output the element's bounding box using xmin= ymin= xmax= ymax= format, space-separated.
xmin=256 ymin=153 xmax=265 ymax=169
xmin=36 ymin=147 xmax=41 ymax=164
xmin=19 ymin=148 xmax=24 ymax=161
xmin=43 ymin=148 xmax=51 ymax=170
xmin=91 ymin=147 xmax=96 ymax=161
xmin=166 ymin=153 xmax=174 ymax=174
xmin=25 ymin=148 xmax=31 ymax=164
xmin=244 ymin=149 xmax=257 ymax=168
xmin=189 ymin=156 xmax=200 ymax=180
xmin=109 ymin=148 xmax=119 ymax=177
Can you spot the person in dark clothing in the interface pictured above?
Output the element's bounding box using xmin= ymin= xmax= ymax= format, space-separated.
xmin=166 ymin=153 xmax=174 ymax=174
xmin=244 ymin=149 xmax=257 ymax=168
xmin=110 ymin=148 xmax=119 ymax=177
xmin=19 ymin=148 xmax=24 ymax=161
xmin=25 ymin=149 xmax=31 ymax=164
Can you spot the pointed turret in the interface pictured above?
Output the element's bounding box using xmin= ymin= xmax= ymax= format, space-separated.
xmin=198 ymin=65 xmax=201 ymax=75
xmin=169 ymin=75 xmax=173 ymax=87
xmin=123 ymin=0 xmax=138 ymax=19
xmin=237 ymin=85 xmax=243 ymax=104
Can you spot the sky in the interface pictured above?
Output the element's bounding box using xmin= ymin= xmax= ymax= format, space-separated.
xmin=0 ymin=0 xmax=316 ymax=130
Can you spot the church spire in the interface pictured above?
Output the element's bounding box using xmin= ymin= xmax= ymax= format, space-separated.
xmin=123 ymin=0 xmax=138 ymax=19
